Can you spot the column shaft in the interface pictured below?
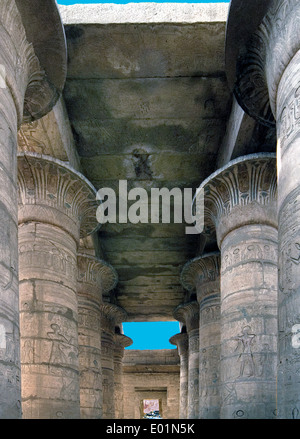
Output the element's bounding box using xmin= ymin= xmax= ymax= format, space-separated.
xmin=0 ymin=0 xmax=35 ymax=417
xmin=199 ymin=295 xmax=221 ymax=419
xmin=100 ymin=303 xmax=127 ymax=419
xmin=220 ymin=224 xmax=278 ymax=419
xmin=174 ymin=301 xmax=199 ymax=419
xmin=276 ymin=48 xmax=300 ymax=418
xmin=179 ymin=338 xmax=189 ymax=419
xmin=181 ymin=253 xmax=221 ymax=419
xmin=187 ymin=328 xmax=199 ymax=419
xmin=169 ymin=333 xmax=189 ymax=419
xmin=19 ymin=222 xmax=80 ymax=418
xmin=194 ymin=154 xmax=278 ymax=419
xmin=0 ymin=86 xmax=20 ymax=419
xmin=101 ymin=329 xmax=115 ymax=419
xmin=114 ymin=334 xmax=132 ymax=419
xmin=77 ymin=255 xmax=103 ymax=419
xmin=18 ymin=153 xmax=99 ymax=418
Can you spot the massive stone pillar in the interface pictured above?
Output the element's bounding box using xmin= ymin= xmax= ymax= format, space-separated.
xmin=77 ymin=253 xmax=118 ymax=419
xmin=114 ymin=333 xmax=132 ymax=419
xmin=100 ymin=302 xmax=127 ymax=419
xmin=169 ymin=332 xmax=189 ymax=419
xmin=174 ymin=301 xmax=199 ymax=419
xmin=0 ymin=0 xmax=66 ymax=418
xmin=227 ymin=0 xmax=300 ymax=418
xmin=194 ymin=153 xmax=278 ymax=419
xmin=17 ymin=152 xmax=99 ymax=419
xmin=276 ymin=48 xmax=300 ymax=420
xmin=181 ymin=252 xmax=221 ymax=419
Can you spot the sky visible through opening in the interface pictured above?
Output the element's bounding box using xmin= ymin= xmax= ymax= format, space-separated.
xmin=123 ymin=322 xmax=180 ymax=350
xmin=57 ymin=0 xmax=227 ymax=349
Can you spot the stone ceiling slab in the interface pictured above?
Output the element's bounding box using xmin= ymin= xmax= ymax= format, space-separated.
xmin=60 ymin=4 xmax=231 ymax=321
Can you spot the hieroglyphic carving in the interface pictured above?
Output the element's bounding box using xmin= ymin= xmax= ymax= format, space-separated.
xmin=19 ymin=241 xmax=77 ymax=279
xmin=278 ymin=81 xmax=300 ymax=155
xmin=200 ymin=302 xmax=221 ymax=326
xmin=221 ymin=241 xmax=277 ymax=274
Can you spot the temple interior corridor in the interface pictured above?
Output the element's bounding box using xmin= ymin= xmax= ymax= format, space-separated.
xmin=0 ymin=0 xmax=299 ymax=419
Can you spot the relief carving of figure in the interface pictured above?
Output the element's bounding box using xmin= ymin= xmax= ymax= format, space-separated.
xmin=234 ymin=326 xmax=256 ymax=378
xmin=47 ymin=323 xmax=70 ymax=365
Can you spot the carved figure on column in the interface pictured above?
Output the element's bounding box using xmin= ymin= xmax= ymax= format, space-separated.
xmin=18 ymin=152 xmax=100 ymax=419
xmin=193 ymin=153 xmax=278 ymax=419
xmin=226 ymin=0 xmax=300 ymax=418
xmin=0 ymin=0 xmax=66 ymax=418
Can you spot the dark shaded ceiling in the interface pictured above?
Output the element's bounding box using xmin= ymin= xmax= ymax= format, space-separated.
xmin=62 ymin=19 xmax=232 ymax=321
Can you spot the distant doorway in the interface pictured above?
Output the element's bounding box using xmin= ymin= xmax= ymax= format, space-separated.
xmin=141 ymin=398 xmax=162 ymax=419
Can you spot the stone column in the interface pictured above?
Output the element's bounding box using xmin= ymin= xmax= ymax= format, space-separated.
xmin=181 ymin=252 xmax=221 ymax=419
xmin=193 ymin=153 xmax=278 ymax=419
xmin=17 ymin=152 xmax=99 ymax=419
xmin=169 ymin=332 xmax=189 ymax=419
xmin=100 ymin=302 xmax=127 ymax=419
xmin=174 ymin=302 xmax=199 ymax=419
xmin=114 ymin=333 xmax=132 ymax=419
xmin=0 ymin=0 xmax=66 ymax=418
xmin=276 ymin=48 xmax=300 ymax=421
xmin=77 ymin=253 xmax=118 ymax=419
xmin=227 ymin=0 xmax=300 ymax=418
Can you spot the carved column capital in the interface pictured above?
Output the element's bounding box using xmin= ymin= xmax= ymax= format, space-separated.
xmin=0 ymin=0 xmax=66 ymax=127
xmin=15 ymin=0 xmax=67 ymax=124
xmin=77 ymin=252 xmax=118 ymax=301
xmin=193 ymin=153 xmax=277 ymax=246
xmin=114 ymin=333 xmax=133 ymax=352
xmin=169 ymin=333 xmax=189 ymax=356
xmin=173 ymin=301 xmax=199 ymax=332
xmin=232 ymin=0 xmax=300 ymax=124
xmin=181 ymin=252 xmax=220 ymax=300
xmin=100 ymin=302 xmax=128 ymax=334
xmin=17 ymin=152 xmax=100 ymax=241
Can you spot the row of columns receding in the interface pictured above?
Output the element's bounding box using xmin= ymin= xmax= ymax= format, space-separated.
xmin=18 ymin=153 xmax=132 ymax=419
xmin=1 ymin=0 xmax=300 ymax=420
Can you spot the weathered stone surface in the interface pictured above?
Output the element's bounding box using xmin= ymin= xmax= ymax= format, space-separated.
xmin=276 ymin=47 xmax=300 ymax=420
xmin=123 ymin=349 xmax=180 ymax=419
xmin=169 ymin=333 xmax=188 ymax=418
xmin=194 ymin=154 xmax=278 ymax=419
xmin=100 ymin=302 xmax=127 ymax=419
xmin=15 ymin=0 xmax=67 ymax=123
xmin=114 ymin=333 xmax=132 ymax=419
xmin=226 ymin=0 xmax=300 ymax=418
xmin=174 ymin=301 xmax=199 ymax=419
xmin=18 ymin=98 xmax=81 ymax=172
xmin=3 ymin=0 xmax=300 ymax=420
xmin=59 ymin=3 xmax=229 ymax=25
xmin=181 ymin=252 xmax=221 ymax=419
xmin=17 ymin=153 xmax=99 ymax=419
xmin=77 ymin=253 xmax=117 ymax=419
xmin=59 ymin=5 xmax=231 ymax=321
xmin=0 ymin=0 xmax=66 ymax=418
